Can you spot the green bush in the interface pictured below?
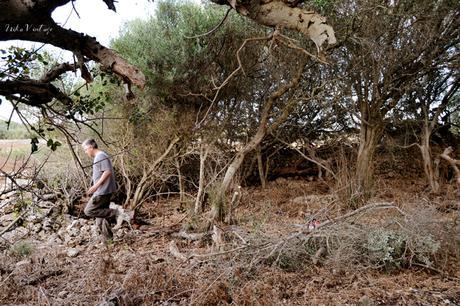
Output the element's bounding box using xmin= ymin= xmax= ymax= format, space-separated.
xmin=11 ymin=240 xmax=34 ymax=258
xmin=365 ymin=227 xmax=440 ymax=268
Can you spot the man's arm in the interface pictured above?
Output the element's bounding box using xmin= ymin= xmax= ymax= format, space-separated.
xmin=87 ymin=170 xmax=112 ymax=195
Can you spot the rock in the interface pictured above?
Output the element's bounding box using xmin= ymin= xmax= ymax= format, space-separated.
xmin=67 ymin=248 xmax=80 ymax=257
xmin=0 ymin=213 xmax=15 ymax=226
xmin=275 ymin=177 xmax=288 ymax=185
xmin=359 ymin=295 xmax=373 ymax=306
xmin=41 ymin=194 xmax=57 ymax=201
xmin=67 ymin=219 xmax=82 ymax=231
xmin=31 ymin=223 xmax=42 ymax=233
xmin=15 ymin=259 xmax=31 ymax=268
xmin=42 ymin=218 xmax=54 ymax=231
xmin=47 ymin=233 xmax=63 ymax=245
xmin=58 ymin=290 xmax=68 ymax=298
xmin=291 ymin=194 xmax=335 ymax=206
xmin=25 ymin=210 xmax=45 ymax=224
xmin=36 ymin=201 xmax=54 ymax=208
xmin=0 ymin=190 xmax=18 ymax=201
xmin=38 ymin=230 xmax=49 ymax=241
xmin=2 ymin=227 xmax=28 ymax=243
xmin=0 ymin=190 xmax=17 ymax=200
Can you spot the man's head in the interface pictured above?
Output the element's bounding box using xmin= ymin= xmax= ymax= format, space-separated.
xmin=82 ymin=139 xmax=98 ymax=157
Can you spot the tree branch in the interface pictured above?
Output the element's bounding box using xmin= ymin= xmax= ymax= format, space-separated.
xmin=0 ymin=80 xmax=73 ymax=106
xmin=0 ymin=1 xmax=146 ymax=89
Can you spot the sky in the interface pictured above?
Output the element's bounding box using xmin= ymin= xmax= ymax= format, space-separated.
xmin=0 ymin=0 xmax=155 ymax=123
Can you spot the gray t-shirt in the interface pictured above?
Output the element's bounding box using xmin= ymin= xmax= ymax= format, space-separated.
xmin=92 ymin=151 xmax=117 ymax=196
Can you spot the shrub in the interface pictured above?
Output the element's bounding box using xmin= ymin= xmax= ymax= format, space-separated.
xmin=11 ymin=240 xmax=34 ymax=258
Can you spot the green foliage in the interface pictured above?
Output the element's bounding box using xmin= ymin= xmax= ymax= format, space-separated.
xmin=30 ymin=136 xmax=39 ymax=153
xmin=0 ymin=46 xmax=49 ymax=81
xmin=112 ymin=0 xmax=256 ymax=97
xmin=365 ymin=227 xmax=440 ymax=268
xmin=13 ymin=197 xmax=31 ymax=217
xmin=311 ymin=0 xmax=336 ymax=11
xmin=366 ymin=228 xmax=407 ymax=266
xmin=11 ymin=240 xmax=34 ymax=258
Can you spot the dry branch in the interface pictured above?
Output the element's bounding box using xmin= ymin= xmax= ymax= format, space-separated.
xmin=440 ymin=147 xmax=460 ymax=183
xmin=266 ymin=203 xmax=404 ymax=259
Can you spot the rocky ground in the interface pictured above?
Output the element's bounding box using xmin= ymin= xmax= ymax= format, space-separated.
xmin=0 ymin=178 xmax=459 ymax=305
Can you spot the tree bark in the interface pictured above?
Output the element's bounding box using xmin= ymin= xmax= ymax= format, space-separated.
xmin=194 ymin=144 xmax=209 ymax=214
xmin=420 ymin=126 xmax=440 ymax=193
xmin=256 ymin=145 xmax=267 ymax=189
xmin=0 ymin=0 xmax=146 ymax=90
xmin=440 ymin=147 xmax=460 ymax=184
xmin=212 ymin=0 xmax=336 ymax=53
xmin=356 ymin=121 xmax=383 ymax=193
xmin=176 ymin=158 xmax=185 ymax=207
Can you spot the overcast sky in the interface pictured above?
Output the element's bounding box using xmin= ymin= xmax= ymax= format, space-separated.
xmin=0 ymin=0 xmax=154 ymax=123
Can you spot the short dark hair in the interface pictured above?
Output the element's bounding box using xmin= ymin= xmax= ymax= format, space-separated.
xmin=82 ymin=139 xmax=98 ymax=149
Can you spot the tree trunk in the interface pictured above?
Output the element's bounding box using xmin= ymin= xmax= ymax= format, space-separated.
xmin=194 ymin=144 xmax=208 ymax=214
xmin=213 ymin=64 xmax=305 ymax=221
xmin=175 ymin=158 xmax=185 ymax=207
xmin=356 ymin=123 xmax=383 ymax=193
xmin=420 ymin=126 xmax=440 ymax=193
xmin=256 ymin=145 xmax=267 ymax=189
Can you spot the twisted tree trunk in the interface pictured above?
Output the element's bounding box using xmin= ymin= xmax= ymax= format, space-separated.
xmin=214 ymin=64 xmax=305 ymax=221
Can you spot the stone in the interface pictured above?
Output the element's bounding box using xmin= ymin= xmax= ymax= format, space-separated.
xmin=41 ymin=194 xmax=57 ymax=201
xmin=58 ymin=290 xmax=68 ymax=298
xmin=67 ymin=248 xmax=79 ymax=257
xmin=42 ymin=218 xmax=54 ymax=231
xmin=0 ymin=190 xmax=17 ymax=200
xmin=36 ymin=201 xmax=54 ymax=208
xmin=275 ymin=177 xmax=288 ymax=185
xmin=47 ymin=233 xmax=63 ymax=245
xmin=25 ymin=210 xmax=45 ymax=223
xmin=31 ymin=223 xmax=42 ymax=233
xmin=15 ymin=259 xmax=31 ymax=268
xmin=2 ymin=227 xmax=28 ymax=243
xmin=0 ymin=213 xmax=15 ymax=226
xmin=359 ymin=295 xmax=373 ymax=306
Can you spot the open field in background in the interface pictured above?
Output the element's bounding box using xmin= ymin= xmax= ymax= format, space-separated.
xmin=0 ymin=139 xmax=80 ymax=176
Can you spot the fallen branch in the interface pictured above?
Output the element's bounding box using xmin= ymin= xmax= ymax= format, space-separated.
xmin=267 ymin=202 xmax=403 ymax=259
